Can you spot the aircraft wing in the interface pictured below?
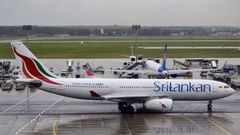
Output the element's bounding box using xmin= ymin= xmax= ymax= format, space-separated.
xmin=103 ymin=92 xmax=167 ymax=103
xmin=110 ymin=69 xmax=162 ymax=75
xmin=167 ymin=68 xmax=217 ymax=75
xmin=110 ymin=68 xmax=217 ymax=76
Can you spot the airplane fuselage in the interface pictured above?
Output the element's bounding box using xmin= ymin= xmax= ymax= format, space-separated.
xmin=39 ymin=78 xmax=234 ymax=102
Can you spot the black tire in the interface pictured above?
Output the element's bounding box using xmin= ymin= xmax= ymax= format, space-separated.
xmin=120 ymin=107 xmax=127 ymax=113
xmin=118 ymin=102 xmax=126 ymax=110
xmin=207 ymin=104 xmax=212 ymax=111
xmin=118 ymin=102 xmax=128 ymax=113
xmin=127 ymin=105 xmax=134 ymax=113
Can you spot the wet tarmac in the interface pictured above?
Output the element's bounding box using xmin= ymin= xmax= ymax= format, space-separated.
xmin=0 ymin=58 xmax=240 ymax=135
xmin=0 ymin=89 xmax=240 ymax=135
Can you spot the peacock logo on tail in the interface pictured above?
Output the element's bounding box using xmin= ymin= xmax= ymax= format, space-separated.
xmin=12 ymin=45 xmax=61 ymax=85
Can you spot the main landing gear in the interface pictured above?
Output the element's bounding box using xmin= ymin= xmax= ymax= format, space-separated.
xmin=208 ymin=100 xmax=212 ymax=112
xmin=118 ymin=102 xmax=134 ymax=113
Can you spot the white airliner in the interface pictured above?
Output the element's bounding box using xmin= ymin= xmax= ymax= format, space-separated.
xmin=11 ymin=41 xmax=235 ymax=113
xmin=114 ymin=45 xmax=216 ymax=77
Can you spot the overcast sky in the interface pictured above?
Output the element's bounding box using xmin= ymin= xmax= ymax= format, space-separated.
xmin=0 ymin=0 xmax=240 ymax=26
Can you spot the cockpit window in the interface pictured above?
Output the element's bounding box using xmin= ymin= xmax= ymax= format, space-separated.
xmin=224 ymin=86 xmax=229 ymax=88
xmin=219 ymin=86 xmax=222 ymax=88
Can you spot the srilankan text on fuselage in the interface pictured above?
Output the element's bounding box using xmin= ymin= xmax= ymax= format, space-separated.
xmin=153 ymin=81 xmax=211 ymax=92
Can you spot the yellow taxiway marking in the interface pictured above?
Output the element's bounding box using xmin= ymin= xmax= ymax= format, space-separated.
xmin=52 ymin=121 xmax=57 ymax=135
xmin=209 ymin=119 xmax=232 ymax=135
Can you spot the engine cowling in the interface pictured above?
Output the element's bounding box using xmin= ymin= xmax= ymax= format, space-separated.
xmin=144 ymin=98 xmax=173 ymax=112
xmin=161 ymin=70 xmax=168 ymax=75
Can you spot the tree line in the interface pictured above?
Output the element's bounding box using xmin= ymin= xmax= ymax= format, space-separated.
xmin=0 ymin=26 xmax=239 ymax=37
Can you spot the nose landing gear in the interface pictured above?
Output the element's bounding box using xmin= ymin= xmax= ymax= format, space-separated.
xmin=208 ymin=100 xmax=212 ymax=112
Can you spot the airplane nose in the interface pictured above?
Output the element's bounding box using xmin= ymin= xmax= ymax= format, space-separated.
xmin=228 ymin=87 xmax=235 ymax=95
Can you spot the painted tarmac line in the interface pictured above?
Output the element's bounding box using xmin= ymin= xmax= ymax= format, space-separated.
xmin=209 ymin=119 xmax=233 ymax=135
xmin=184 ymin=115 xmax=201 ymax=128
xmin=52 ymin=120 xmax=57 ymax=135
xmin=0 ymin=91 xmax=41 ymax=115
xmin=14 ymin=96 xmax=64 ymax=135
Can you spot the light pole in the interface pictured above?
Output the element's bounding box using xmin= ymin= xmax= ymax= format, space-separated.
xmin=23 ymin=25 xmax=32 ymax=46
xmin=132 ymin=25 xmax=141 ymax=56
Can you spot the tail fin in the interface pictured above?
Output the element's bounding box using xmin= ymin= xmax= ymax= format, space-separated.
xmin=10 ymin=41 xmax=60 ymax=85
xmin=162 ymin=44 xmax=167 ymax=70
xmin=85 ymin=68 xmax=94 ymax=77
xmin=85 ymin=69 xmax=97 ymax=78
xmin=223 ymin=60 xmax=227 ymax=68
xmin=83 ymin=67 xmax=100 ymax=78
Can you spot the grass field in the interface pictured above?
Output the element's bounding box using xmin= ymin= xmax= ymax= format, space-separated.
xmin=1 ymin=36 xmax=240 ymax=58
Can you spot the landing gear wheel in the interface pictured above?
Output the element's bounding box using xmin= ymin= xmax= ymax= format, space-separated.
xmin=118 ymin=102 xmax=126 ymax=113
xmin=207 ymin=104 xmax=212 ymax=111
xmin=120 ymin=107 xmax=127 ymax=113
xmin=127 ymin=105 xmax=134 ymax=113
xmin=118 ymin=102 xmax=125 ymax=110
xmin=118 ymin=103 xmax=134 ymax=113
xmin=118 ymin=102 xmax=127 ymax=113
xmin=208 ymin=100 xmax=212 ymax=112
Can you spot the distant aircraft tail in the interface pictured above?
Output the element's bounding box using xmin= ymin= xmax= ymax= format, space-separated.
xmin=83 ymin=67 xmax=100 ymax=78
xmin=85 ymin=68 xmax=95 ymax=78
xmin=223 ymin=60 xmax=228 ymax=68
xmin=162 ymin=44 xmax=167 ymax=70
xmin=10 ymin=41 xmax=61 ymax=85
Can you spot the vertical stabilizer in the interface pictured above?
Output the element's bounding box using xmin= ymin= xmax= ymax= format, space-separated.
xmin=162 ymin=44 xmax=167 ymax=70
xmin=10 ymin=42 xmax=59 ymax=83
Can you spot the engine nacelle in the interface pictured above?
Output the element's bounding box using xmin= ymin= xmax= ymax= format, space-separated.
xmin=144 ymin=98 xmax=173 ymax=112
xmin=161 ymin=70 xmax=169 ymax=76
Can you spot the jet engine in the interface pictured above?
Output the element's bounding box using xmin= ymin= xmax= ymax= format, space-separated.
xmin=144 ymin=98 xmax=173 ymax=112
xmin=162 ymin=70 xmax=169 ymax=76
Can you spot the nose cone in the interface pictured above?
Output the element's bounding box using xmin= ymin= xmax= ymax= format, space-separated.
xmin=228 ymin=87 xmax=235 ymax=96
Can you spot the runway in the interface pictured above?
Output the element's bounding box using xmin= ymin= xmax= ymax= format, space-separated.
xmin=0 ymin=89 xmax=240 ymax=135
